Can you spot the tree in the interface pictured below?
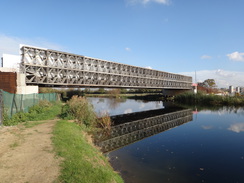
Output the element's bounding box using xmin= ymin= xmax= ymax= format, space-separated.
xmin=202 ymin=79 xmax=217 ymax=88
xmin=197 ymin=79 xmax=218 ymax=94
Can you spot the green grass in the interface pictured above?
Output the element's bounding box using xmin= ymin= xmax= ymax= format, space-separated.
xmin=3 ymin=101 xmax=62 ymax=126
xmin=24 ymin=121 xmax=46 ymax=128
xmin=3 ymin=97 xmax=124 ymax=182
xmin=52 ymin=120 xmax=124 ymax=183
xmin=9 ymin=141 xmax=19 ymax=148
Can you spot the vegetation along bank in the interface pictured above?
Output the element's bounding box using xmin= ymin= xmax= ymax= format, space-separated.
xmin=2 ymin=97 xmax=124 ymax=183
xmin=175 ymin=91 xmax=244 ymax=106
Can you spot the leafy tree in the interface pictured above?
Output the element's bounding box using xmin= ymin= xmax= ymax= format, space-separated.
xmin=201 ymin=79 xmax=217 ymax=88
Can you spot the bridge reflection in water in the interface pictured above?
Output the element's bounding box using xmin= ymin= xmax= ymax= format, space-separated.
xmin=97 ymin=107 xmax=193 ymax=153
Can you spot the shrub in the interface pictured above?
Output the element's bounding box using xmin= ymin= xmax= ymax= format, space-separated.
xmin=3 ymin=111 xmax=29 ymax=126
xmin=62 ymin=96 xmax=97 ymax=127
xmin=3 ymin=100 xmax=61 ymax=126
xmin=97 ymin=112 xmax=112 ymax=135
xmin=61 ymin=96 xmax=113 ymax=135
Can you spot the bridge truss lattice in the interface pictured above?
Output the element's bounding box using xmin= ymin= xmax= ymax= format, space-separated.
xmin=20 ymin=46 xmax=192 ymax=89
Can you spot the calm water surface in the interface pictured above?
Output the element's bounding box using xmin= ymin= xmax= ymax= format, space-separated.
xmin=88 ymin=97 xmax=244 ymax=183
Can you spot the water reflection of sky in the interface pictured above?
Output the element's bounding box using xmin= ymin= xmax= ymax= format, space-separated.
xmin=90 ymin=98 xmax=244 ymax=183
xmin=228 ymin=123 xmax=244 ymax=133
xmin=88 ymin=97 xmax=164 ymax=116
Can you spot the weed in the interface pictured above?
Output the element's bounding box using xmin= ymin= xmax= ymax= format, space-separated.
xmin=9 ymin=142 xmax=19 ymax=148
xmin=97 ymin=112 xmax=112 ymax=135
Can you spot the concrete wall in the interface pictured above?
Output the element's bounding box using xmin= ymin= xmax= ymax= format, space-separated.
xmin=15 ymin=73 xmax=38 ymax=94
xmin=16 ymin=86 xmax=39 ymax=94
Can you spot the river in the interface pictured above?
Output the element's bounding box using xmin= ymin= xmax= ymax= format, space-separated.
xmin=88 ymin=97 xmax=244 ymax=183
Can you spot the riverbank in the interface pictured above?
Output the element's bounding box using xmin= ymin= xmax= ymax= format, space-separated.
xmin=175 ymin=92 xmax=244 ymax=106
xmin=1 ymin=100 xmax=124 ymax=183
xmin=84 ymin=93 xmax=167 ymax=101
xmin=53 ymin=120 xmax=123 ymax=183
xmin=0 ymin=120 xmax=61 ymax=183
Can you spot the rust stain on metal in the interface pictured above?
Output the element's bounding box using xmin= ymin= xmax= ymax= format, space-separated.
xmin=0 ymin=72 xmax=17 ymax=93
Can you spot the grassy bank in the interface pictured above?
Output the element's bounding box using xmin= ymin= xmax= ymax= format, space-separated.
xmin=3 ymin=96 xmax=124 ymax=182
xmin=52 ymin=120 xmax=123 ymax=183
xmin=175 ymin=92 xmax=244 ymax=106
xmin=3 ymin=100 xmax=62 ymax=126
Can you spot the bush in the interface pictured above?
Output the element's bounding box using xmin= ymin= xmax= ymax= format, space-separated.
xmin=97 ymin=112 xmax=112 ymax=135
xmin=3 ymin=100 xmax=62 ymax=126
xmin=3 ymin=111 xmax=29 ymax=126
xmin=61 ymin=96 xmax=97 ymax=127
xmin=61 ymin=96 xmax=113 ymax=135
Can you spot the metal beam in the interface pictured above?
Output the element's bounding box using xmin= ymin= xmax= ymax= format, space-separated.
xmin=20 ymin=46 xmax=192 ymax=89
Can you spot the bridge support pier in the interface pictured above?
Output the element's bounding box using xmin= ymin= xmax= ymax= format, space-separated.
xmin=162 ymin=89 xmax=192 ymax=97
xmin=16 ymin=73 xmax=38 ymax=94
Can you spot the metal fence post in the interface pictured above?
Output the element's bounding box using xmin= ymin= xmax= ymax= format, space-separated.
xmin=0 ymin=90 xmax=3 ymax=125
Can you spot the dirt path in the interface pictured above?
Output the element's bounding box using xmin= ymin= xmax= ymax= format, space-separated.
xmin=0 ymin=120 xmax=61 ymax=183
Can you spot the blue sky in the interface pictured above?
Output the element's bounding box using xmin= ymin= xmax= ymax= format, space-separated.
xmin=0 ymin=0 xmax=244 ymax=88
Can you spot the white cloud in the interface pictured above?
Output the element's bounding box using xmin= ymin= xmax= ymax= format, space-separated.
xmin=124 ymin=108 xmax=133 ymax=114
xmin=0 ymin=34 xmax=64 ymax=57
xmin=125 ymin=47 xmax=131 ymax=52
xmin=139 ymin=103 xmax=145 ymax=109
xmin=179 ymin=69 xmax=244 ymax=88
xmin=201 ymin=55 xmax=212 ymax=59
xmin=228 ymin=123 xmax=244 ymax=133
xmin=227 ymin=51 xmax=244 ymax=62
xmin=151 ymin=0 xmax=170 ymax=4
xmin=126 ymin=0 xmax=170 ymax=5
xmin=145 ymin=66 xmax=152 ymax=69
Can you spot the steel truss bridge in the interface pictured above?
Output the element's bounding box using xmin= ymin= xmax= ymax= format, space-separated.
xmin=20 ymin=46 xmax=192 ymax=89
xmin=97 ymin=108 xmax=193 ymax=153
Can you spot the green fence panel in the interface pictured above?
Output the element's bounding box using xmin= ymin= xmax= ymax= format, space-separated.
xmin=2 ymin=90 xmax=58 ymax=117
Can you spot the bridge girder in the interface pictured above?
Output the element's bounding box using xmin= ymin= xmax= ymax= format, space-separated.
xmin=20 ymin=46 xmax=192 ymax=89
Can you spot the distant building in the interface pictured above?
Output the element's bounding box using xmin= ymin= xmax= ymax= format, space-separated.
xmin=1 ymin=54 xmax=21 ymax=70
xmin=229 ymin=85 xmax=234 ymax=94
xmin=240 ymin=87 xmax=244 ymax=93
xmin=236 ymin=86 xmax=241 ymax=93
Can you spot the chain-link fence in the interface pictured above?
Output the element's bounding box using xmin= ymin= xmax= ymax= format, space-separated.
xmin=1 ymin=90 xmax=58 ymax=117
